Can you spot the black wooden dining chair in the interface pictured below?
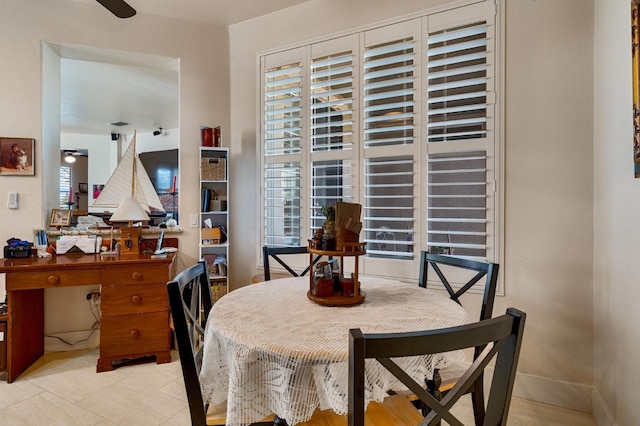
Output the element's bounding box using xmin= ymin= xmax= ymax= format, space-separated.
xmin=262 ymin=245 xmax=323 ymax=281
xmin=348 ymin=308 xmax=526 ymax=426
xmin=167 ymin=260 xmax=274 ymax=426
xmin=418 ymin=251 xmax=500 ymax=424
xmin=419 ymin=251 xmax=499 ymax=322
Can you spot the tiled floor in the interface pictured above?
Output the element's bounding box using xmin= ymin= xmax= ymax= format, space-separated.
xmin=0 ymin=349 xmax=597 ymax=425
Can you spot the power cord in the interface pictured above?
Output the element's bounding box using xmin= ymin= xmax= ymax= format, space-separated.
xmin=44 ymin=298 xmax=101 ymax=347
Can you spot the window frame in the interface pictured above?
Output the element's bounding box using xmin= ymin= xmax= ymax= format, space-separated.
xmin=258 ymin=0 xmax=503 ymax=291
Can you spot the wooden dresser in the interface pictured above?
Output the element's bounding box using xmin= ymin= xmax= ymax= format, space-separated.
xmin=0 ymin=253 xmax=176 ymax=382
xmin=98 ymin=259 xmax=175 ymax=371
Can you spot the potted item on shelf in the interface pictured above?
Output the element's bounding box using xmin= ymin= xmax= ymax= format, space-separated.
xmin=321 ymin=205 xmax=336 ymax=251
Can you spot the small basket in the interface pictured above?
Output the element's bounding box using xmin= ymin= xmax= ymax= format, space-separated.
xmin=335 ymin=226 xmax=359 ymax=250
xmin=201 ymin=158 xmax=227 ymax=180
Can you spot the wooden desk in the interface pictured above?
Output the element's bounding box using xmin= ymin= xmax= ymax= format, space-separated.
xmin=0 ymin=253 xmax=176 ymax=383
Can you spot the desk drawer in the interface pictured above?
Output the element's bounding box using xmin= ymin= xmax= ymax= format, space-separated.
xmin=6 ymin=269 xmax=100 ymax=290
xmin=101 ymin=283 xmax=168 ymax=315
xmin=100 ymin=311 xmax=170 ymax=357
xmin=102 ymin=265 xmax=170 ymax=286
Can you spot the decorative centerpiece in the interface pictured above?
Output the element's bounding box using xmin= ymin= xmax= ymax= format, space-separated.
xmin=307 ymin=201 xmax=366 ymax=306
xmin=320 ymin=205 xmax=336 ymax=251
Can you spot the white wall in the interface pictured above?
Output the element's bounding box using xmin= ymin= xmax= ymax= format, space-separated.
xmin=61 ymin=133 xmax=117 ymax=207
xmin=0 ymin=0 xmax=228 ymax=347
xmin=593 ymin=0 xmax=640 ymax=424
xmin=229 ymin=0 xmax=596 ymax=413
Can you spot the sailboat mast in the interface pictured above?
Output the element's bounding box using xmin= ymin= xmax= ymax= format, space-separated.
xmin=130 ymin=132 xmax=137 ymax=198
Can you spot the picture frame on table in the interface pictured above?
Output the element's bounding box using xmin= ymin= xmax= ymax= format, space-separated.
xmin=0 ymin=137 xmax=35 ymax=176
xmin=50 ymin=209 xmax=71 ymax=228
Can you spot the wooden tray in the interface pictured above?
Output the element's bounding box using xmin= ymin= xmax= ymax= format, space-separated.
xmin=307 ymin=290 xmax=365 ymax=306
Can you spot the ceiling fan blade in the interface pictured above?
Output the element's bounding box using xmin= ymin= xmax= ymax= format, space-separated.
xmin=96 ymin=0 xmax=136 ymax=19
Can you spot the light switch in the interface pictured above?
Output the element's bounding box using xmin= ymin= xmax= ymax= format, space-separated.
xmin=8 ymin=192 xmax=18 ymax=209
xmin=190 ymin=214 xmax=199 ymax=227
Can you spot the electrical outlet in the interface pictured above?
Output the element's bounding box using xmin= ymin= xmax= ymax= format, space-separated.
xmin=86 ymin=291 xmax=100 ymax=301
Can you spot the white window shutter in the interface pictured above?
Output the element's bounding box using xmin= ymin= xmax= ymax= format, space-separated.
xmin=424 ymin=4 xmax=496 ymax=262
xmin=259 ymin=1 xmax=500 ymax=277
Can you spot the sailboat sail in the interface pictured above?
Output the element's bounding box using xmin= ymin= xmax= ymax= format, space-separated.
xmin=92 ymin=133 xmax=165 ymax=212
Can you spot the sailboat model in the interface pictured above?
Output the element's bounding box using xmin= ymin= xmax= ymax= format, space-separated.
xmin=92 ymin=131 xmax=165 ymax=213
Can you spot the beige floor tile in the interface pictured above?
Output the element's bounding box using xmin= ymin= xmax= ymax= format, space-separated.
xmin=160 ymin=407 xmax=192 ymax=426
xmin=0 ymin=378 xmax=44 ymax=411
xmin=76 ymin=376 xmax=186 ymax=425
xmin=0 ymin=391 xmax=104 ymax=425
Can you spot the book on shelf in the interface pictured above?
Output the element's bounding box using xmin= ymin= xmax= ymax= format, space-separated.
xmin=213 ymin=126 xmax=221 ymax=147
xmin=201 ymin=126 xmax=213 ymax=147
xmin=202 ymin=254 xmax=227 ymax=278
xmin=202 ymin=188 xmax=223 ymax=212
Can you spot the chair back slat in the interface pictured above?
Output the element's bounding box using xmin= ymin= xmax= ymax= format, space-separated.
xmin=419 ymin=251 xmax=499 ymax=322
xmin=348 ymin=308 xmax=526 ymax=426
xmin=263 ymin=245 xmax=323 ymax=281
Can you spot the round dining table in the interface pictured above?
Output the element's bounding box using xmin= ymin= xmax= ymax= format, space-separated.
xmin=199 ymin=275 xmax=474 ymax=426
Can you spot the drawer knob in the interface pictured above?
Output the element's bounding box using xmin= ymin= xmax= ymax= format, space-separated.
xmin=129 ymin=329 xmax=140 ymax=339
xmin=131 ymin=295 xmax=142 ymax=305
xmin=47 ymin=275 xmax=59 ymax=285
xmin=131 ymin=272 xmax=142 ymax=281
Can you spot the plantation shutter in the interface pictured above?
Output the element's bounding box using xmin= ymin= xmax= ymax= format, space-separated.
xmin=309 ymin=37 xmax=358 ymax=232
xmin=259 ymin=1 xmax=501 ymax=279
xmin=262 ymin=49 xmax=307 ymax=247
xmin=264 ymin=64 xmax=302 ymax=156
xmin=60 ymin=166 xmax=72 ymax=208
xmin=424 ymin=2 xmax=496 ymax=261
xmin=362 ymin=21 xmax=419 ymax=267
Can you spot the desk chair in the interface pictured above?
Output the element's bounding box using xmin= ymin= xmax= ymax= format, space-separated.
xmin=348 ymin=308 xmax=526 ymax=426
xmin=167 ymin=260 xmax=274 ymax=426
xmin=262 ymin=245 xmax=323 ymax=281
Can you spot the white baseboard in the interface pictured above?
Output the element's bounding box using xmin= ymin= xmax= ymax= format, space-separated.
xmin=511 ymin=370 xmax=593 ymax=413
xmin=591 ymin=388 xmax=617 ymax=426
xmin=44 ymin=329 xmax=100 ymax=352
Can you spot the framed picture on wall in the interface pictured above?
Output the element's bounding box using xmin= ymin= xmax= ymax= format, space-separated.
xmin=50 ymin=209 xmax=71 ymax=228
xmin=79 ymin=183 xmax=88 ymax=193
xmin=93 ymin=184 xmax=104 ymax=199
xmin=0 ymin=137 xmax=35 ymax=176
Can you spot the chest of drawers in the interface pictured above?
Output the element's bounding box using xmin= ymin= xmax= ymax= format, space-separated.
xmin=98 ymin=260 xmax=175 ymax=372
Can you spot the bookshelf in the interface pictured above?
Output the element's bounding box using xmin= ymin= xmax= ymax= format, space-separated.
xmin=200 ymin=146 xmax=228 ymax=302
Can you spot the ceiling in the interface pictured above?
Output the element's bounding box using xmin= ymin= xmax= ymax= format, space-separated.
xmin=60 ymin=0 xmax=310 ymax=136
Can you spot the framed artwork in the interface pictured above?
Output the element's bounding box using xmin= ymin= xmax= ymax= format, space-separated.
xmin=93 ymin=184 xmax=104 ymax=199
xmin=0 ymin=137 xmax=35 ymax=176
xmin=50 ymin=209 xmax=71 ymax=227
xmin=79 ymin=183 xmax=88 ymax=193
xmin=633 ymin=1 xmax=640 ymax=177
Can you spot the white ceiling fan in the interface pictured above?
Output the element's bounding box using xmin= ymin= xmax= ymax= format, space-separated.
xmin=63 ymin=150 xmax=88 ymax=164
xmin=96 ymin=0 xmax=136 ymax=18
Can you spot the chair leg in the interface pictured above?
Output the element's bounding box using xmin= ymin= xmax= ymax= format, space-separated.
xmin=471 ymin=375 xmax=486 ymax=426
xmin=424 ymin=369 xmax=442 ymax=425
xmin=274 ymin=415 xmax=288 ymax=425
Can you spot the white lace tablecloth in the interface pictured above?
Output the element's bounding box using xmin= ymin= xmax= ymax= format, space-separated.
xmin=200 ymin=276 xmax=473 ymax=426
